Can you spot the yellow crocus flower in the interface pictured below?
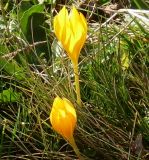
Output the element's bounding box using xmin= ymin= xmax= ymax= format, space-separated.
xmin=50 ymin=96 xmax=83 ymax=159
xmin=53 ymin=6 xmax=87 ymax=65
xmin=53 ymin=6 xmax=87 ymax=107
xmin=50 ymin=96 xmax=77 ymax=140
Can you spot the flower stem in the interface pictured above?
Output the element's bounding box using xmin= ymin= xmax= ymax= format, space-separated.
xmin=69 ymin=136 xmax=84 ymax=160
xmin=73 ymin=62 xmax=81 ymax=107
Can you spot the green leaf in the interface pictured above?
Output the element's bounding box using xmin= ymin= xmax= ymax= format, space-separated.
xmin=0 ymin=58 xmax=26 ymax=80
xmin=99 ymin=0 xmax=109 ymax=4
xmin=0 ymin=88 xmax=21 ymax=102
xmin=0 ymin=44 xmax=9 ymax=56
xmin=131 ymin=0 xmax=149 ymax=9
xmin=20 ymin=4 xmax=44 ymax=35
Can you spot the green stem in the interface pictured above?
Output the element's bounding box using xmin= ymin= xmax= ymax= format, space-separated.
xmin=73 ymin=62 xmax=81 ymax=107
xmin=69 ymin=136 xmax=84 ymax=160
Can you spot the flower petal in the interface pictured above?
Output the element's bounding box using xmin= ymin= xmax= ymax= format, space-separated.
xmin=54 ymin=6 xmax=68 ymax=42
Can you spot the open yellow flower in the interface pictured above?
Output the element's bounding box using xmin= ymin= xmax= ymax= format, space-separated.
xmin=50 ymin=96 xmax=77 ymax=141
xmin=54 ymin=6 xmax=87 ymax=64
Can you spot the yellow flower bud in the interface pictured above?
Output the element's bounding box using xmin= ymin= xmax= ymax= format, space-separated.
xmin=50 ymin=96 xmax=77 ymax=141
xmin=53 ymin=6 xmax=87 ymax=64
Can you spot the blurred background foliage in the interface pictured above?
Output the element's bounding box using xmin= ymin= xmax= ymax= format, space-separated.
xmin=0 ymin=0 xmax=149 ymax=159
